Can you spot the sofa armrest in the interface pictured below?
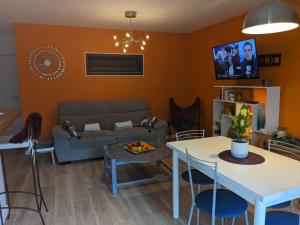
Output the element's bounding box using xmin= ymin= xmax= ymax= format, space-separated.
xmin=52 ymin=125 xmax=71 ymax=140
xmin=153 ymin=118 xmax=168 ymax=130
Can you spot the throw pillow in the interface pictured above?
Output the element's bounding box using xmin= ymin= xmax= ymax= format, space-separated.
xmin=62 ymin=120 xmax=78 ymax=137
xmin=140 ymin=116 xmax=158 ymax=129
xmin=114 ymin=120 xmax=133 ymax=129
xmin=84 ymin=123 xmax=101 ymax=132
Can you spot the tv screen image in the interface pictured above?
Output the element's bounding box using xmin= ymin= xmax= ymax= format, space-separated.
xmin=212 ymin=38 xmax=259 ymax=80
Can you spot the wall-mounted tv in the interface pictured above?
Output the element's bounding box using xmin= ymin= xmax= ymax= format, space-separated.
xmin=212 ymin=38 xmax=259 ymax=80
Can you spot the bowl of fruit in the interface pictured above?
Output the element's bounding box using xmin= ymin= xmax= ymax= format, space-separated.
xmin=124 ymin=141 xmax=155 ymax=154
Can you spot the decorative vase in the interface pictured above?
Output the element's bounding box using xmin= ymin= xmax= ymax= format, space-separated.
xmin=231 ymin=140 xmax=249 ymax=158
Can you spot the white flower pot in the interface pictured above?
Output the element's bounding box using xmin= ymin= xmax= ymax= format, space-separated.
xmin=231 ymin=140 xmax=249 ymax=158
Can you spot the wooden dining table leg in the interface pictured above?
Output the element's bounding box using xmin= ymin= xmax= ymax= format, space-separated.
xmin=254 ymin=200 xmax=266 ymax=225
xmin=173 ymin=150 xmax=180 ymax=219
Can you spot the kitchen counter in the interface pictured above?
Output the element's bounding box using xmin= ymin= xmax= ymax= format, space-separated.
xmin=0 ymin=109 xmax=20 ymax=135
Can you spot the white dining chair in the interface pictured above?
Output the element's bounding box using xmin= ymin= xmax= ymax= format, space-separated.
xmin=176 ymin=130 xmax=214 ymax=190
xmin=186 ymin=149 xmax=249 ymax=225
xmin=268 ymin=139 xmax=300 ymax=212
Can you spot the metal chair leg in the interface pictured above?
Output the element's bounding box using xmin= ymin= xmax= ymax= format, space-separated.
xmin=196 ymin=208 xmax=200 ymax=225
xmin=245 ymin=210 xmax=249 ymax=225
xmin=0 ymin=202 xmax=3 ymax=225
xmin=179 ymin=160 xmax=183 ymax=186
xmin=232 ymin=217 xmax=236 ymax=225
xmin=0 ymin=151 xmax=10 ymax=220
xmin=187 ymin=204 xmax=194 ymax=225
xmin=33 ymin=150 xmax=48 ymax=211
xmin=291 ymin=200 xmax=295 ymax=213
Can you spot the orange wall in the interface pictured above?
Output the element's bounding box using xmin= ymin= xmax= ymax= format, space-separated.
xmin=15 ymin=23 xmax=189 ymax=136
xmin=16 ymin=8 xmax=300 ymax=138
xmin=188 ymin=10 xmax=300 ymax=137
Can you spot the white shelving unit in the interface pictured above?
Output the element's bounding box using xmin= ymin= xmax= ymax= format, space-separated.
xmin=213 ymin=86 xmax=280 ymax=142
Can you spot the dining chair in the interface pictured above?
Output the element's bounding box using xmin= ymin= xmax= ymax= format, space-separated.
xmin=176 ymin=130 xmax=213 ymax=189
xmin=265 ymin=211 xmax=300 ymax=225
xmin=267 ymin=139 xmax=300 ymax=211
xmin=168 ymin=97 xmax=200 ymax=137
xmin=186 ymin=149 xmax=249 ymax=225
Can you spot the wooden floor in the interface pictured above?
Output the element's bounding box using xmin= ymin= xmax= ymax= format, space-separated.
xmin=2 ymin=150 xmax=257 ymax=225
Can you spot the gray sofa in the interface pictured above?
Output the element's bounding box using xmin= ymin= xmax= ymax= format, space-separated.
xmin=53 ymin=99 xmax=167 ymax=162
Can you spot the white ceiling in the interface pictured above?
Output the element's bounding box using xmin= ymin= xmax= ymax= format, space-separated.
xmin=0 ymin=0 xmax=264 ymax=35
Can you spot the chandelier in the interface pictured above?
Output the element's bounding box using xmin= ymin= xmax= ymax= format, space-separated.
xmin=113 ymin=11 xmax=150 ymax=53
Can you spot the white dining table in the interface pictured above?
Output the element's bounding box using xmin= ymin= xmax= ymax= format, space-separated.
xmin=166 ymin=136 xmax=300 ymax=225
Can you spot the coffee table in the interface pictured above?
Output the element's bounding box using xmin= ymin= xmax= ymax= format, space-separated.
xmin=104 ymin=140 xmax=171 ymax=194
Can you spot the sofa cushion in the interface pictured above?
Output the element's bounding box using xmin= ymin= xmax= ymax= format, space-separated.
xmin=62 ymin=120 xmax=79 ymax=137
xmin=107 ymin=111 xmax=149 ymax=129
xmin=60 ymin=115 xmax=109 ymax=131
xmin=114 ymin=127 xmax=155 ymax=143
xmin=59 ymin=101 xmax=110 ymax=131
xmin=106 ymin=99 xmax=150 ymax=129
xmin=59 ymin=101 xmax=108 ymax=115
xmin=69 ymin=130 xmax=116 ymax=149
xmin=84 ymin=123 xmax=101 ymax=132
xmin=107 ymin=99 xmax=149 ymax=113
xmin=114 ymin=120 xmax=133 ymax=129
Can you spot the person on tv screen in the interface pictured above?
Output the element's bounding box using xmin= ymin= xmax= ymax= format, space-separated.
xmin=214 ymin=50 xmax=227 ymax=78
xmin=232 ymin=45 xmax=241 ymax=76
xmin=224 ymin=47 xmax=234 ymax=77
xmin=241 ymin=41 xmax=257 ymax=78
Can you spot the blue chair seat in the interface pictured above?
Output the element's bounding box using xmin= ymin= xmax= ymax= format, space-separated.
xmin=266 ymin=211 xmax=299 ymax=225
xmin=195 ymin=189 xmax=248 ymax=218
xmin=181 ymin=169 xmax=214 ymax=185
xmin=269 ymin=201 xmax=291 ymax=209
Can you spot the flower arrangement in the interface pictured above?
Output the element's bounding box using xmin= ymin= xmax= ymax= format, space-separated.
xmin=229 ymin=104 xmax=250 ymax=143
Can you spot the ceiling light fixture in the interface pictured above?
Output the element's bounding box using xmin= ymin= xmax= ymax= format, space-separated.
xmin=113 ymin=11 xmax=150 ymax=53
xmin=242 ymin=0 xmax=299 ymax=34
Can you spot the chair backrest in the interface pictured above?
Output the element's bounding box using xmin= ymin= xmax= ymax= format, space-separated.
xmin=169 ymin=97 xmax=200 ymax=132
xmin=268 ymin=139 xmax=300 ymax=160
xmin=176 ymin=129 xmax=205 ymax=141
xmin=9 ymin=112 xmax=42 ymax=144
xmin=186 ymin=149 xmax=218 ymax=225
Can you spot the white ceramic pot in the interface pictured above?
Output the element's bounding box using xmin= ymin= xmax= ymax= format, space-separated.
xmin=231 ymin=140 xmax=249 ymax=158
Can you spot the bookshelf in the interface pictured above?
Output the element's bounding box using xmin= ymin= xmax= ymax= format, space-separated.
xmin=213 ymin=86 xmax=280 ymax=142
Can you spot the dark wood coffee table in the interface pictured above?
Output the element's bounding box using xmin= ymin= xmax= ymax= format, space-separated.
xmin=104 ymin=140 xmax=171 ymax=194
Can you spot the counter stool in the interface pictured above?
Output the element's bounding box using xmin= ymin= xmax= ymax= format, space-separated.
xmin=0 ymin=112 xmax=48 ymax=225
xmin=36 ymin=137 xmax=55 ymax=165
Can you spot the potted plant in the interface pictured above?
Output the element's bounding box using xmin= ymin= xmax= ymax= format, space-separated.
xmin=229 ymin=104 xmax=250 ymax=158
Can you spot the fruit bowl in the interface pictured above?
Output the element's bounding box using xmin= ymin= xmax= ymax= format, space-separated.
xmin=124 ymin=141 xmax=155 ymax=154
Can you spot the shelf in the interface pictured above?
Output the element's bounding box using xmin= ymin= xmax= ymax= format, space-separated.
xmin=214 ymin=85 xmax=280 ymax=89
xmin=213 ymin=85 xmax=280 ymax=141
xmin=221 ymin=114 xmax=232 ymax=119
xmin=214 ymin=98 xmax=264 ymax=106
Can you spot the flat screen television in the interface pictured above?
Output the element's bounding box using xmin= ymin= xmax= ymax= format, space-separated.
xmin=212 ymin=38 xmax=259 ymax=80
